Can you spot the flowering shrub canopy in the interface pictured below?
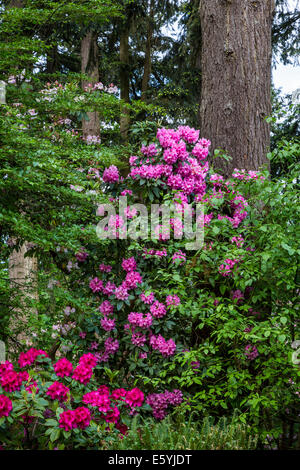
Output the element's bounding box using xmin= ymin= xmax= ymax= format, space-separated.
xmin=1 ymin=125 xmax=299 ymax=449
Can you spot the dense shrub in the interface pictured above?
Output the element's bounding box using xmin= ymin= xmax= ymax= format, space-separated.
xmin=1 ymin=126 xmax=299 ymax=449
xmin=0 ymin=351 xmax=149 ymax=450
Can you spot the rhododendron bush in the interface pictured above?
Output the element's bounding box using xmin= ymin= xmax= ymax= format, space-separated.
xmin=0 ymin=350 xmax=181 ymax=449
xmin=1 ymin=126 xmax=299 ymax=449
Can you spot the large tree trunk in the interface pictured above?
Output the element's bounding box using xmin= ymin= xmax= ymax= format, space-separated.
xmin=198 ymin=0 xmax=275 ymax=176
xmin=141 ymin=0 xmax=155 ymax=102
xmin=81 ymin=31 xmax=100 ymax=139
xmin=120 ymin=27 xmax=130 ymax=142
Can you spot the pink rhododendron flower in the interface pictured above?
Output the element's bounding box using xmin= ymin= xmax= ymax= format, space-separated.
xmin=121 ymin=257 xmax=137 ymax=272
xmin=125 ymin=388 xmax=144 ymax=408
xmin=75 ymin=250 xmax=88 ymax=262
xmin=97 ymin=394 xmax=111 ymax=413
xmin=140 ymin=292 xmax=155 ymax=304
xmin=102 ymin=281 xmax=116 ymax=296
xmin=59 ymin=410 xmax=77 ymax=431
xmin=101 ymin=316 xmax=116 ymax=332
xmin=18 ymin=348 xmax=48 ymax=368
xmin=0 ymin=361 xmax=13 ymax=378
xmin=74 ymin=407 xmax=91 ymax=429
xmin=0 ymin=395 xmax=12 ymax=418
xmin=54 ymin=358 xmax=73 ymax=378
xmin=128 ymin=312 xmax=153 ymax=328
xmin=0 ymin=370 xmax=26 ymax=392
xmin=89 ymin=277 xmax=104 ymax=293
xmin=131 ymin=332 xmax=147 ymax=347
xmin=72 ymin=364 xmax=93 ymax=385
xmin=150 ymin=301 xmax=167 ymax=318
xmin=150 ymin=334 xmax=176 ymax=357
xmin=110 ymin=388 xmax=126 ymax=401
xmin=99 ymin=300 xmax=114 ymax=315
xmin=124 ymin=271 xmax=143 ymax=289
xmin=166 ymin=295 xmax=181 ymax=307
xmin=104 ymin=337 xmax=119 ymax=356
xmin=46 ymin=382 xmax=70 ymax=402
xmin=172 ymin=250 xmax=186 ymax=264
xmin=104 ymin=406 xmax=120 ymax=423
xmin=99 ymin=263 xmax=112 ymax=273
xmin=146 ymin=390 xmax=183 ymax=420
xmin=114 ymin=284 xmax=129 ymax=300
xmin=79 ymin=353 xmax=97 ymax=368
xmin=102 ymin=165 xmax=119 ymax=183
xmin=244 ymin=344 xmax=259 ymax=360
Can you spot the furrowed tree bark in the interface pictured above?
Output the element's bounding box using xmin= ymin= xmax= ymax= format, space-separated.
xmin=81 ymin=31 xmax=100 ymax=139
xmin=120 ymin=27 xmax=130 ymax=142
xmin=141 ymin=0 xmax=155 ymax=102
xmin=8 ymin=241 xmax=39 ymax=354
xmin=198 ymin=0 xmax=275 ymax=176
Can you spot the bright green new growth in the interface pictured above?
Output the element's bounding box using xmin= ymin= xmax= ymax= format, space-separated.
xmin=113 ymin=413 xmax=258 ymax=450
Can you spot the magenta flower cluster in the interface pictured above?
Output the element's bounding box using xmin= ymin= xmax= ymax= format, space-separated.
xmin=146 ymin=389 xmax=183 ymax=420
xmin=18 ymin=348 xmax=48 ymax=368
xmin=88 ymin=256 xmax=178 ymax=360
xmin=150 ymin=334 xmax=176 ymax=357
xmin=0 ymin=394 xmax=12 ymax=418
xmin=244 ymin=344 xmax=259 ymax=360
xmin=46 ymin=381 xmax=70 ymax=402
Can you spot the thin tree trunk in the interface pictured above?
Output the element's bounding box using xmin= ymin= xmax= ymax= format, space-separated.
xmin=198 ymin=0 xmax=275 ymax=176
xmin=141 ymin=0 xmax=155 ymax=102
xmin=120 ymin=27 xmax=130 ymax=142
xmin=46 ymin=45 xmax=58 ymax=74
xmin=8 ymin=241 xmax=39 ymax=352
xmin=81 ymin=31 xmax=100 ymax=139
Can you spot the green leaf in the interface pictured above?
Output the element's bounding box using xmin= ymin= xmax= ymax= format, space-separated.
xmin=50 ymin=428 xmax=60 ymax=443
xmin=281 ymin=243 xmax=295 ymax=256
xmin=278 ymin=334 xmax=286 ymax=343
xmin=45 ymin=419 xmax=58 ymax=427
